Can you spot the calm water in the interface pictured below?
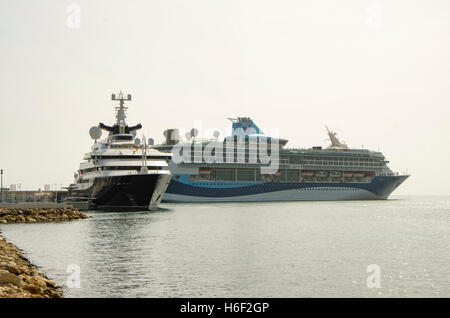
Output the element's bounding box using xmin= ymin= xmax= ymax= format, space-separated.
xmin=1 ymin=196 xmax=449 ymax=298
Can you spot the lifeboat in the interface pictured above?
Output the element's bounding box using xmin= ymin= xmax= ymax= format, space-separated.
xmin=315 ymin=171 xmax=328 ymax=177
xmin=330 ymin=171 xmax=342 ymax=177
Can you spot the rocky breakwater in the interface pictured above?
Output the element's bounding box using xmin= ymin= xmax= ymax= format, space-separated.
xmin=0 ymin=207 xmax=90 ymax=297
xmin=0 ymin=207 xmax=89 ymax=223
xmin=0 ymin=235 xmax=63 ymax=298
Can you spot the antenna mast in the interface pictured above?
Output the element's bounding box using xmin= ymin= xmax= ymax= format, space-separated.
xmin=111 ymin=91 xmax=132 ymax=134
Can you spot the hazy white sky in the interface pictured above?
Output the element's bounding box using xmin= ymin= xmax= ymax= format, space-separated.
xmin=1 ymin=0 xmax=449 ymax=195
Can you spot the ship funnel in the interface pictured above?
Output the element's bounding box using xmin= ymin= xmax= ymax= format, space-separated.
xmin=163 ymin=129 xmax=180 ymax=145
xmin=229 ymin=117 xmax=263 ymax=136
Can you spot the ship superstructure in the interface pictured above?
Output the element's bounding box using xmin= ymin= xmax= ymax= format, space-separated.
xmin=67 ymin=93 xmax=172 ymax=210
xmin=153 ymin=117 xmax=409 ymax=202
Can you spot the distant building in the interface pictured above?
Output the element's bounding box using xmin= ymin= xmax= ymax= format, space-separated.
xmin=10 ymin=184 xmax=16 ymax=191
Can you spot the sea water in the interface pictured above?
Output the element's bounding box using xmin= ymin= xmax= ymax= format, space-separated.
xmin=1 ymin=195 xmax=449 ymax=297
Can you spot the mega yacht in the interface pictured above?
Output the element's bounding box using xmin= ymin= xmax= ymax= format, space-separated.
xmin=153 ymin=117 xmax=409 ymax=202
xmin=67 ymin=93 xmax=172 ymax=211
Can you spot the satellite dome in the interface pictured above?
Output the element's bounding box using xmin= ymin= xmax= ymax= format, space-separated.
xmin=213 ymin=130 xmax=220 ymax=138
xmin=190 ymin=128 xmax=199 ymax=138
xmin=89 ymin=126 xmax=102 ymax=140
xmin=134 ymin=138 xmax=141 ymax=146
xmin=148 ymin=138 xmax=154 ymax=146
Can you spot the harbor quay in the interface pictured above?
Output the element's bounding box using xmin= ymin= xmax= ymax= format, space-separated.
xmin=0 ymin=190 xmax=68 ymax=205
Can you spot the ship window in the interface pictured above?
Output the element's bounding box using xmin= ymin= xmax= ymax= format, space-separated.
xmin=102 ymin=166 xmax=159 ymax=171
xmin=94 ymin=155 xmax=170 ymax=160
xmin=215 ymin=169 xmax=235 ymax=181
xmin=286 ymin=170 xmax=300 ymax=181
xmin=113 ymin=135 xmax=133 ymax=141
xmin=237 ymin=170 xmax=255 ymax=181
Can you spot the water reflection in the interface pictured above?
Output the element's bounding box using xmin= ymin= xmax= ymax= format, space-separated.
xmin=0 ymin=197 xmax=449 ymax=297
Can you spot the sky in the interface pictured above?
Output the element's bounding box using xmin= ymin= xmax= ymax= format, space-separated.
xmin=0 ymin=0 xmax=449 ymax=195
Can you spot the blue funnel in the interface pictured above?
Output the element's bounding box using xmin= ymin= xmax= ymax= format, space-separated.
xmin=228 ymin=117 xmax=263 ymax=136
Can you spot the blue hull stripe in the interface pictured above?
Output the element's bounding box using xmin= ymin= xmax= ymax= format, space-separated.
xmin=165 ymin=176 xmax=409 ymax=198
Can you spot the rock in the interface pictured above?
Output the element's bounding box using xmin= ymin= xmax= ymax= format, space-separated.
xmin=44 ymin=288 xmax=63 ymax=298
xmin=35 ymin=216 xmax=47 ymax=222
xmin=0 ymin=261 xmax=21 ymax=275
xmin=0 ymin=272 xmax=22 ymax=287
xmin=0 ymin=256 xmax=13 ymax=263
xmin=17 ymin=266 xmax=30 ymax=275
xmin=0 ymin=269 xmax=9 ymax=276
xmin=0 ymin=207 xmax=88 ymax=223
xmin=39 ymin=277 xmax=56 ymax=288
xmin=25 ymin=216 xmax=36 ymax=223
xmin=27 ymin=276 xmax=47 ymax=289
xmin=23 ymin=284 xmax=43 ymax=295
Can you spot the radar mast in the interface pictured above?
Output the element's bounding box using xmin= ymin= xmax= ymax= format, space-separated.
xmin=112 ymin=92 xmax=132 ymax=134
xmin=98 ymin=92 xmax=142 ymax=137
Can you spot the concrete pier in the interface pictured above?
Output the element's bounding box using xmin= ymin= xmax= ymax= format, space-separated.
xmin=0 ymin=202 xmax=67 ymax=209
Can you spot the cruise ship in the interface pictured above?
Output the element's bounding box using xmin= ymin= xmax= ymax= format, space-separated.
xmin=153 ymin=117 xmax=409 ymax=202
xmin=67 ymin=93 xmax=172 ymax=211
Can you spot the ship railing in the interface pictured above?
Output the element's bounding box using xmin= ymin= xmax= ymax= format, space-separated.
xmin=377 ymin=172 xmax=400 ymax=176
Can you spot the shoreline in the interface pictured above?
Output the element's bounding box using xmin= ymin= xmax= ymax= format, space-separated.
xmin=0 ymin=231 xmax=63 ymax=298
xmin=0 ymin=207 xmax=90 ymax=298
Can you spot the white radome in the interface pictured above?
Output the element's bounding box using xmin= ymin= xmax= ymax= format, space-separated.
xmin=89 ymin=126 xmax=102 ymax=140
xmin=190 ymin=128 xmax=199 ymax=138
